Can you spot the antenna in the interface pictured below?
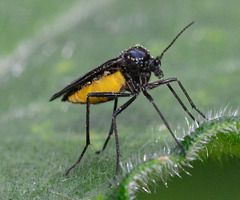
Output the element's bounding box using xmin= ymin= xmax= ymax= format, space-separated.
xmin=158 ymin=21 xmax=194 ymax=60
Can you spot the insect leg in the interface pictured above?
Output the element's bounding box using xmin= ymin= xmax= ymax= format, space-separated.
xmin=142 ymin=90 xmax=186 ymax=156
xmin=65 ymin=94 xmax=92 ymax=176
xmin=85 ymin=92 xmax=137 ymax=178
xmin=111 ymin=95 xmax=138 ymax=178
xmin=96 ymin=98 xmax=118 ymax=154
xmin=66 ymin=92 xmax=132 ymax=175
xmin=147 ymin=78 xmax=206 ymax=119
xmin=166 ymin=84 xmax=198 ymax=123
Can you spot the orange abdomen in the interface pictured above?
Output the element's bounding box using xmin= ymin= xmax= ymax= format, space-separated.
xmin=68 ymin=71 xmax=126 ymax=104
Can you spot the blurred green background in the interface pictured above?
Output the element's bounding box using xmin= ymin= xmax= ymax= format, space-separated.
xmin=0 ymin=0 xmax=239 ymax=199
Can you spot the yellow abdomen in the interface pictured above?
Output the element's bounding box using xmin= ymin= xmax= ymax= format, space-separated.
xmin=68 ymin=71 xmax=126 ymax=104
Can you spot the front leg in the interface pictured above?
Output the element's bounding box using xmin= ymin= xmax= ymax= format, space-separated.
xmin=146 ymin=78 xmax=206 ymax=120
xmin=142 ymin=90 xmax=186 ymax=156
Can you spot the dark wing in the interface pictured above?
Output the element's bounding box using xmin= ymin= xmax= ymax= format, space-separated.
xmin=49 ymin=56 xmax=123 ymax=101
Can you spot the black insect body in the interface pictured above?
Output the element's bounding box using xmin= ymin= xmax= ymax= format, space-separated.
xmin=50 ymin=22 xmax=205 ymax=179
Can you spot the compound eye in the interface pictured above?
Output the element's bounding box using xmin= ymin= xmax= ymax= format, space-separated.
xmin=149 ymin=59 xmax=159 ymax=71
